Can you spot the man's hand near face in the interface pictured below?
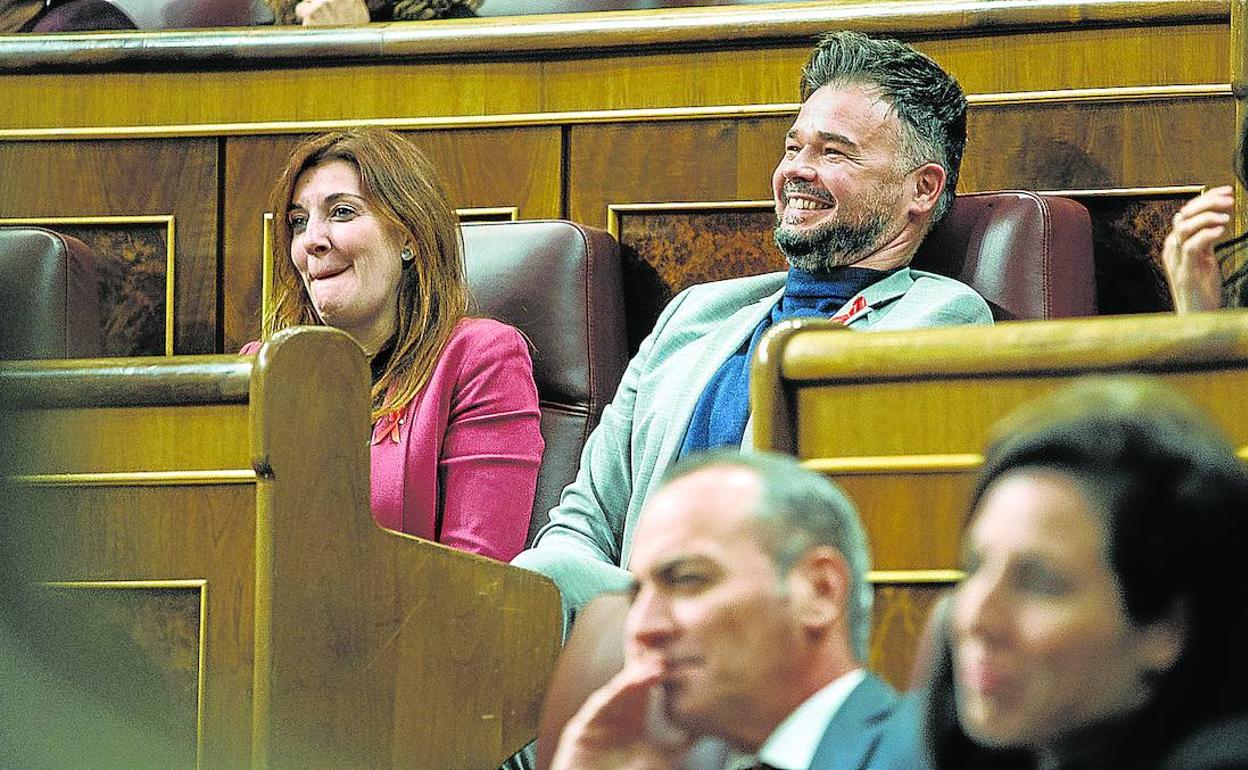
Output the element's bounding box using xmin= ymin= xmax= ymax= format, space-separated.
xmin=549 ymin=652 xmax=691 ymax=770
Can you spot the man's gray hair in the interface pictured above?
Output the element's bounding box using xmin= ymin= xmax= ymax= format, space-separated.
xmin=800 ymin=30 xmax=967 ymax=224
xmin=661 ymin=450 xmax=874 ymax=662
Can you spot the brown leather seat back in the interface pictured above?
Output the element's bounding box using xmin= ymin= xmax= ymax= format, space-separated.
xmin=913 ymin=190 xmax=1097 ymax=320
xmin=0 ymin=227 xmax=101 ymax=360
xmin=462 ymin=220 xmax=628 ymax=544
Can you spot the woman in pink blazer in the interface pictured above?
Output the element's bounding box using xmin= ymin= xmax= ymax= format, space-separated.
xmin=244 ymin=128 xmax=542 ymax=562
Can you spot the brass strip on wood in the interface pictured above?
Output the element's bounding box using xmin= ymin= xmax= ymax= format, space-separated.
xmin=968 ymin=83 xmax=1232 ymax=106
xmin=867 ymin=570 xmax=964 ymax=585
xmin=1036 ymin=184 xmax=1205 ymax=198
xmin=0 ymin=105 xmax=802 ymax=140
xmin=13 ymin=470 xmax=256 ymax=486
xmin=0 ymin=83 xmax=1230 ymax=140
xmin=262 ymin=212 xmax=274 ymax=329
xmin=0 ymin=0 xmax=1225 ymax=74
xmin=803 ymin=454 xmax=983 ymax=475
xmin=458 ymin=206 xmax=520 ymax=221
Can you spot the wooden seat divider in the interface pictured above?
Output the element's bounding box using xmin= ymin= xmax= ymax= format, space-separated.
xmin=0 ymin=325 xmax=561 ymax=769
xmin=750 ymin=311 xmax=1248 ymax=686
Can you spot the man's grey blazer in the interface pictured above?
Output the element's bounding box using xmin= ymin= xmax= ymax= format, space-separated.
xmin=809 ymin=674 xmax=929 ymax=770
xmin=512 ymin=268 xmax=992 ymax=601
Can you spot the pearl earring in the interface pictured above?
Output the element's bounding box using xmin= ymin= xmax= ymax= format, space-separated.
xmin=401 ymin=247 xmax=414 ymax=263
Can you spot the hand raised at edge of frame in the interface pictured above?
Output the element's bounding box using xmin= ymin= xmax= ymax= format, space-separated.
xmin=1162 ymin=185 xmax=1235 ymax=313
xmin=295 ymin=0 xmax=370 ymax=26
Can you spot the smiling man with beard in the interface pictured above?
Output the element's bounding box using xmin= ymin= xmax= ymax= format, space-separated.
xmin=512 ymin=31 xmax=992 ymax=646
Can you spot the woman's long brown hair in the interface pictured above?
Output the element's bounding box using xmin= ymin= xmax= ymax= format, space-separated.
xmin=266 ymin=128 xmax=468 ymax=424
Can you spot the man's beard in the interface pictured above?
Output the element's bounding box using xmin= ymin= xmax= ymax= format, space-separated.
xmin=773 ymin=183 xmax=893 ymax=273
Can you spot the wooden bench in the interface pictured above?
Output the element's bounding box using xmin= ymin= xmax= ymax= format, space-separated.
xmin=0 ymin=325 xmax=561 ymax=769
xmin=751 ymin=310 xmax=1248 ymax=685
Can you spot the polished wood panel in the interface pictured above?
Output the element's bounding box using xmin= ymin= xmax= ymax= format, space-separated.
xmin=960 ymin=98 xmax=1235 ymax=192
xmin=0 ymin=10 xmax=1226 ymax=133
xmin=1230 ymin=0 xmax=1248 ymax=300
xmin=871 ymin=584 xmax=948 ymax=689
xmin=0 ymin=140 xmax=218 ymax=354
xmin=10 ymin=483 xmax=258 ymax=768
xmin=0 ymin=4 xmax=1234 ymax=352
xmin=35 ymin=583 xmax=204 ymax=767
xmin=58 ymin=222 xmax=170 ymax=356
xmin=611 ymin=203 xmax=780 ymax=350
xmin=0 ymin=327 xmax=562 ymax=769
xmin=571 ymin=120 xmax=782 ymax=230
xmin=752 ymin=311 xmax=1248 ymax=687
xmin=222 ymin=128 xmax=561 ymax=350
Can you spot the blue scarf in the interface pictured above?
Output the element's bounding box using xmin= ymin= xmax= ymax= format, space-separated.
xmin=678 ymin=266 xmax=893 ymax=457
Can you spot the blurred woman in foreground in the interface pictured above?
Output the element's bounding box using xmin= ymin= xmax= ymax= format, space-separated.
xmin=925 ymin=379 xmax=1248 ymax=769
xmin=245 ymin=127 xmax=542 ymax=561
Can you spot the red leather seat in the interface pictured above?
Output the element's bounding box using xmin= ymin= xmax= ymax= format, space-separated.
xmin=913 ymin=190 xmax=1097 ymax=320
xmin=461 ymin=220 xmax=628 ymax=545
xmin=0 ymin=227 xmax=101 ymax=360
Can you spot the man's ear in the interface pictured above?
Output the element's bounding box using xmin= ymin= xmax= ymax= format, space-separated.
xmin=787 ymin=546 xmax=850 ymax=632
xmin=1137 ymin=601 xmax=1187 ymax=676
xmin=909 ymin=162 xmax=947 ymax=217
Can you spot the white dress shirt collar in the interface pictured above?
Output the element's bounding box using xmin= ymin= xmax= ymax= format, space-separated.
xmin=754 ymin=668 xmax=867 ymax=770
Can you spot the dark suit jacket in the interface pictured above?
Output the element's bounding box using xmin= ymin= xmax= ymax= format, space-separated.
xmin=808 ymin=675 xmax=930 ymax=770
xmin=1159 ymin=713 xmax=1248 ymax=770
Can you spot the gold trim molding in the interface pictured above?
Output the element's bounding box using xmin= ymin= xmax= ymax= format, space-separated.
xmin=13 ymin=470 xmax=256 ymax=486
xmin=608 ymin=200 xmax=772 ymax=239
xmin=803 ymin=454 xmax=983 ymax=475
xmin=458 ymin=206 xmax=520 ymax=221
xmin=1039 ymin=184 xmax=1206 ymax=198
xmin=969 ymin=83 xmax=1231 ymax=107
xmin=0 ymin=214 xmax=177 ymax=355
xmin=261 ymin=212 xmax=275 ymax=333
xmin=867 ymin=570 xmax=964 ymax=585
xmin=0 ymin=83 xmax=1230 ymax=141
xmin=805 ymin=445 xmax=1248 ymax=475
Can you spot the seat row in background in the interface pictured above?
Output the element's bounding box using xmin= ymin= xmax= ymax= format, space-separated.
xmin=0 ymin=188 xmax=1097 ymax=530
xmin=0 ymin=192 xmax=1097 ymax=767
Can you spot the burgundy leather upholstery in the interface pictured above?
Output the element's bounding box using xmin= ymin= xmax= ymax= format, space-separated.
xmin=26 ymin=0 xmax=137 ymax=31
xmin=0 ymin=227 xmax=101 ymax=360
xmin=104 ymin=0 xmax=273 ymax=28
xmin=913 ymin=190 xmax=1097 ymax=320
xmin=461 ymin=220 xmax=628 ymax=544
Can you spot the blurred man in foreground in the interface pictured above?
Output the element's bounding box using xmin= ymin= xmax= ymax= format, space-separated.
xmin=551 ymin=452 xmax=924 ymax=770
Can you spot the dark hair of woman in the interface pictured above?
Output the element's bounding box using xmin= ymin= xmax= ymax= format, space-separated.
xmin=923 ymin=377 xmax=1248 ymax=769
